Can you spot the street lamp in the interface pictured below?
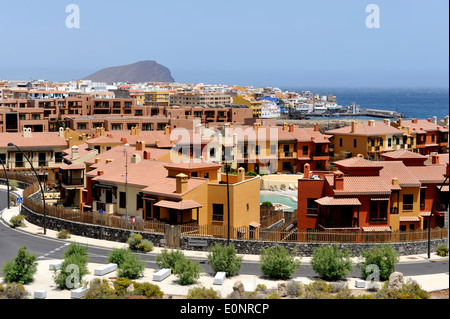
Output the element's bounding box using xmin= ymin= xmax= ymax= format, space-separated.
xmin=222 ymin=145 xmax=232 ymax=245
xmin=8 ymin=143 xmax=46 ymax=235
xmin=0 ymin=158 xmax=10 ymax=209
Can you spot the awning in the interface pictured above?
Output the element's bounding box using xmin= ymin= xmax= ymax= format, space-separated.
xmin=362 ymin=226 xmax=391 ymax=232
xmin=154 ymin=200 xmax=202 ymax=210
xmin=249 ymin=221 xmax=261 ymax=228
xmin=399 ymin=216 xmax=420 ymax=222
xmin=315 ymin=197 xmax=361 ymax=206
xmin=370 ymin=197 xmax=389 ymax=201
xmin=439 ymin=185 xmax=449 ymax=192
xmin=58 ymin=163 xmax=85 ymax=170
xmin=420 ymin=211 xmax=431 ymax=217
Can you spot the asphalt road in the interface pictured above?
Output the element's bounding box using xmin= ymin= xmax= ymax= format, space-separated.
xmin=0 ymin=189 xmax=448 ymax=278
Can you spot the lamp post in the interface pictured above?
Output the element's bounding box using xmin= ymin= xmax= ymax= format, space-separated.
xmin=8 ymin=143 xmax=46 ymax=235
xmin=222 ymin=145 xmax=231 ymax=245
xmin=0 ymin=158 xmax=10 ymax=209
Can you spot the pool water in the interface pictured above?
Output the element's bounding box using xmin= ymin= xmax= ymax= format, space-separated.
xmin=260 ymin=193 xmax=297 ymax=212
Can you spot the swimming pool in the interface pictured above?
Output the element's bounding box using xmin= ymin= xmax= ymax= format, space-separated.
xmin=260 ymin=192 xmax=297 ymax=212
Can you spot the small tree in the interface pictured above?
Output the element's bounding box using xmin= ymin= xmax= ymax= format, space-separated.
xmin=1 ymin=246 xmax=37 ymax=285
xmin=107 ymin=248 xmax=133 ymax=267
xmin=260 ymin=245 xmax=301 ymax=279
xmin=311 ymin=244 xmax=353 ymax=281
xmin=174 ymin=257 xmax=202 ymax=285
xmin=117 ymin=254 xmax=145 ymax=280
xmin=359 ymin=244 xmax=400 ymax=281
xmin=156 ymin=249 xmax=186 ymax=272
xmin=207 ymin=243 xmax=243 ymax=277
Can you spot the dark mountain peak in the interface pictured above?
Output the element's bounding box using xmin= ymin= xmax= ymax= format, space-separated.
xmin=81 ymin=60 xmax=175 ymax=84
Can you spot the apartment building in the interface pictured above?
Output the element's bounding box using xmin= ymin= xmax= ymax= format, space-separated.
xmin=170 ymin=92 xmax=232 ymax=107
xmin=326 ymin=120 xmax=408 ymax=159
xmin=297 ymin=154 xmax=449 ymax=232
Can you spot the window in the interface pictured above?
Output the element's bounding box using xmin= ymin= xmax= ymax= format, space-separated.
xmin=431 ymin=135 xmax=435 ymax=143
xmin=420 ymin=188 xmax=426 ymax=209
xmin=112 ymin=124 xmax=121 ymax=130
xmin=282 ymin=161 xmax=291 ymax=171
xmin=302 ymin=146 xmax=308 ymax=156
xmin=354 ymin=139 xmax=358 ymax=148
xmin=270 ymin=144 xmax=277 ymax=155
xmin=204 ymin=172 xmax=209 ymax=179
xmin=212 ymin=204 xmax=224 ymax=222
xmin=388 ymin=138 xmax=392 ymax=147
xmin=209 ymin=147 xmax=215 ymax=158
xmin=0 ymin=153 xmax=6 ymax=164
xmin=255 ymin=145 xmax=260 ymax=155
xmin=339 ymin=138 xmax=343 ymax=147
xmin=370 ymin=201 xmax=388 ymax=222
xmin=136 ymin=193 xmax=143 ymax=210
xmin=119 ymin=192 xmax=126 ymax=209
xmin=403 ymin=194 xmax=414 ymax=211
xmin=77 ymin=123 xmax=87 ymax=130
xmin=306 ymin=198 xmax=318 ymax=216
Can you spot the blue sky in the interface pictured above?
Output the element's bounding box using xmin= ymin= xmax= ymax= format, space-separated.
xmin=0 ymin=0 xmax=448 ymax=88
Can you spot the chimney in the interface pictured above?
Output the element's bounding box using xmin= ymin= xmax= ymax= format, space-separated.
xmin=303 ymin=163 xmax=311 ymax=179
xmin=237 ymin=167 xmax=245 ymax=182
xmin=253 ymin=123 xmax=259 ymax=131
xmin=406 ymin=126 xmax=411 ymax=135
xmin=383 ymin=119 xmax=390 ymax=125
xmin=71 ymin=145 xmax=79 ymax=159
xmin=106 ymin=133 xmax=113 ymax=138
xmin=155 ymin=139 xmax=160 ymax=147
xmin=313 ymin=123 xmax=319 ymax=132
xmin=105 ymin=158 xmax=114 ymax=164
xmin=283 ymin=122 xmax=288 ymax=131
xmin=131 ymin=153 xmax=141 ymax=164
xmin=289 ymin=124 xmax=294 ymax=132
xmin=398 ymin=118 xmax=403 ymax=129
xmin=432 ymin=154 xmax=440 ymax=165
xmin=428 ymin=118 xmax=432 ymax=123
xmin=22 ymin=127 xmax=32 ymax=138
xmin=350 ymin=121 xmax=357 ymax=133
xmin=94 ymin=158 xmax=101 ymax=164
xmin=59 ymin=126 xmax=64 ymax=137
xmin=445 ymin=116 xmax=449 ymax=126
xmin=433 ymin=116 xmax=437 ymax=124
xmin=97 ymin=170 xmax=104 ymax=176
xmin=368 ymin=120 xmax=375 ymax=127
xmin=165 ymin=125 xmax=171 ymax=135
xmin=143 ymin=150 xmax=151 ymax=160
xmin=176 ymin=173 xmax=188 ymax=193
xmin=392 ymin=177 xmax=399 ymax=186
xmin=136 ymin=140 xmax=145 ymax=151
xmin=333 ymin=170 xmax=344 ymax=190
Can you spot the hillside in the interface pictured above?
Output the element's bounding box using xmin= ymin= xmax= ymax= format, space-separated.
xmin=81 ymin=60 xmax=175 ymax=83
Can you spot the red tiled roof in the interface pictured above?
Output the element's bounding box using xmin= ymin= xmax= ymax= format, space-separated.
xmin=325 ymin=175 xmax=393 ymax=195
xmin=0 ymin=132 xmax=67 ymax=149
xmin=382 ymin=150 xmax=427 ymax=160
xmin=315 ymin=197 xmax=361 ymax=206
xmin=325 ymin=121 xmax=404 ymax=136
xmin=399 ymin=216 xmax=420 ymax=222
xmin=154 ymin=200 xmax=202 ymax=210
xmin=362 ymin=226 xmax=391 ymax=232
xmin=406 ymin=165 xmax=447 ymax=184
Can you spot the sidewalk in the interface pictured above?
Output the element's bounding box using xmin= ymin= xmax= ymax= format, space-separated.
xmin=1 ymin=188 xmax=448 ymax=299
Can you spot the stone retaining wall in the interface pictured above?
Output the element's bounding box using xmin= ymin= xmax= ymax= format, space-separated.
xmin=21 ymin=204 xmax=446 ymax=257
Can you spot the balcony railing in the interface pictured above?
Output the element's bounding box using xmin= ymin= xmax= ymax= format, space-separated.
xmin=61 ymin=177 xmax=84 ymax=186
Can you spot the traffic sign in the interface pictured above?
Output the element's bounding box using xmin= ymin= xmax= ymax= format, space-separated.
xmin=16 ymin=197 xmax=23 ymax=204
xmin=98 ymin=209 xmax=103 ymax=214
xmin=131 ymin=217 xmax=136 ymax=225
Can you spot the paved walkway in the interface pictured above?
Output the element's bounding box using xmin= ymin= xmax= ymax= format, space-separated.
xmin=0 ymin=186 xmax=448 ymax=299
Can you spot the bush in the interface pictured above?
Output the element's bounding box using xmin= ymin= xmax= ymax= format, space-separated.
xmin=311 ymin=244 xmax=353 ymax=281
xmin=259 ymin=245 xmax=301 ymax=279
xmin=132 ymin=282 xmax=164 ymax=299
xmin=156 ymin=249 xmax=186 ymax=272
xmin=286 ymin=280 xmax=302 ymax=297
xmin=374 ymin=280 xmax=429 ymax=299
xmin=1 ymin=246 xmax=37 ymax=285
xmin=63 ymin=242 xmax=88 ymax=259
xmin=261 ymin=201 xmax=273 ymax=208
xmin=435 ymin=244 xmax=449 ymax=257
xmin=359 ymin=244 xmax=399 ymax=281
xmin=116 ymin=254 xmax=145 ymax=280
xmin=113 ymin=277 xmax=132 ymax=297
xmin=9 ymin=214 xmax=25 ymax=228
xmin=107 ymin=248 xmax=133 ymax=267
xmin=127 ymin=233 xmax=153 ymax=253
xmin=246 ymin=171 xmax=258 ymax=176
xmin=186 ymin=286 xmax=221 ymax=299
xmin=83 ymin=279 xmax=117 ymax=299
xmin=0 ymin=283 xmax=30 ymax=299
xmin=57 ymin=229 xmax=71 ymax=239
xmin=54 ymin=253 xmax=89 ymax=290
xmin=174 ymin=257 xmax=202 ymax=285
xmin=207 ymin=243 xmax=243 ymax=277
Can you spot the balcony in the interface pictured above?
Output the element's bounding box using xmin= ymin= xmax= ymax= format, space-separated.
xmin=61 ymin=176 xmax=84 ymax=186
xmin=279 ymin=152 xmax=297 ymax=159
xmin=311 ymin=152 xmax=329 ymax=160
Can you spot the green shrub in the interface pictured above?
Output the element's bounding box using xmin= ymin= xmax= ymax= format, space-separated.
xmin=107 ymin=248 xmax=133 ymax=267
xmin=113 ymin=277 xmax=132 ymax=297
xmin=259 ymin=245 xmax=300 ymax=279
xmin=374 ymin=280 xmax=429 ymax=299
xmin=127 ymin=233 xmax=143 ymax=251
xmin=311 ymin=244 xmax=353 ymax=281
xmin=435 ymin=244 xmax=449 ymax=257
xmin=132 ymin=282 xmax=164 ymax=299
xmin=156 ymin=249 xmax=186 ymax=272
xmin=63 ymin=242 xmax=88 ymax=259
xmin=57 ymin=229 xmax=71 ymax=239
xmin=0 ymin=283 xmax=30 ymax=299
xmin=54 ymin=253 xmax=89 ymax=290
xmin=174 ymin=257 xmax=202 ymax=285
xmin=265 ymin=291 xmax=281 ymax=299
xmin=186 ymin=286 xmax=221 ymax=299
xmin=1 ymin=246 xmax=37 ymax=285
xmin=261 ymin=201 xmax=273 ymax=208
xmin=117 ymin=254 xmax=145 ymax=279
xmin=207 ymin=243 xmax=243 ymax=277
xmin=359 ymin=244 xmax=399 ymax=281
xmin=83 ymin=279 xmax=117 ymax=299
xmin=137 ymin=239 xmax=154 ymax=253
xmin=246 ymin=171 xmax=258 ymax=176
xmin=9 ymin=214 xmax=25 ymax=228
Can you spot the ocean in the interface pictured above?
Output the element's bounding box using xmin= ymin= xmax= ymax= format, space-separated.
xmin=283 ymin=87 xmax=449 ymax=121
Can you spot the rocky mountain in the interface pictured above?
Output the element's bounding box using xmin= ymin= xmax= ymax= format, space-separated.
xmin=81 ymin=60 xmax=175 ymax=83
